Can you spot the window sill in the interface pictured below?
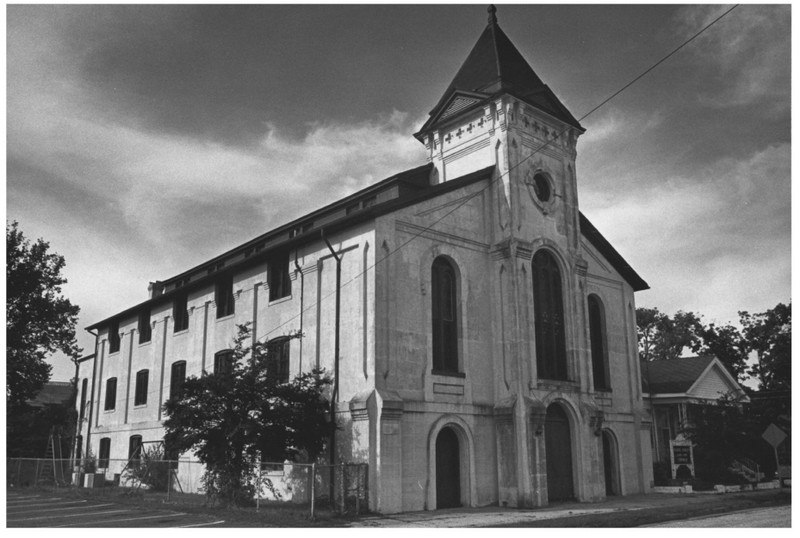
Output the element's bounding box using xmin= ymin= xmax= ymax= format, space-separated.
xmin=431 ymin=370 xmax=466 ymax=379
xmin=138 ymin=341 xmax=151 ymax=347
xmin=173 ymin=328 xmax=189 ymax=336
xmin=268 ymin=295 xmax=292 ymax=306
xmin=594 ymin=387 xmax=612 ymax=393
xmin=133 ymin=403 xmax=147 ymax=409
xmin=215 ymin=313 xmax=235 ymax=322
xmin=103 ymin=409 xmax=115 ymax=413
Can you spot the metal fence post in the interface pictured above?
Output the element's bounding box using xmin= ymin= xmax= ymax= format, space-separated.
xmin=309 ymin=463 xmax=316 ymax=520
xmin=34 ymin=458 xmax=41 ymax=486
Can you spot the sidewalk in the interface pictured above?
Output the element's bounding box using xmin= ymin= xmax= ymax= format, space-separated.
xmin=349 ymin=488 xmax=791 ymax=527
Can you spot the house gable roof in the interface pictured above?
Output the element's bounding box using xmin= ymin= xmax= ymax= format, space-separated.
xmin=641 ymin=355 xmax=748 ymax=401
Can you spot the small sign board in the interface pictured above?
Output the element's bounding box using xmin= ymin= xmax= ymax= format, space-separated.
xmin=669 ymin=440 xmax=695 ymax=479
xmin=762 ymin=423 xmax=787 ymax=448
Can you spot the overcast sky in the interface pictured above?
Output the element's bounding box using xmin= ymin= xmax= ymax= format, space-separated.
xmin=6 ymin=4 xmax=791 ymax=381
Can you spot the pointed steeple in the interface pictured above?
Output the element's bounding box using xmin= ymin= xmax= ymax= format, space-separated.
xmin=416 ymin=6 xmax=582 ymax=137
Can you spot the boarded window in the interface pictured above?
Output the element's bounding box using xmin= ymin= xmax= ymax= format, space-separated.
xmin=532 ymin=250 xmax=568 ymax=380
xmin=267 ymin=338 xmax=290 ymax=383
xmin=215 ymin=274 xmax=234 ymax=318
xmin=98 ymin=437 xmax=111 ymax=468
xmin=268 ymin=252 xmax=291 ymax=301
xmin=170 ymin=361 xmax=187 ymax=400
xmin=173 ymin=294 xmax=189 ymax=332
xmin=104 ymin=378 xmax=117 ymax=411
xmin=138 ymin=310 xmax=152 ymax=344
xmin=134 ymin=370 xmax=149 ymax=406
xmin=588 ymin=295 xmax=610 ymax=390
xmin=79 ymin=378 xmax=88 ymax=422
xmin=108 ymin=321 xmax=120 ymax=353
xmin=214 ymin=350 xmax=235 ymax=375
xmin=432 ymin=257 xmax=459 ymax=373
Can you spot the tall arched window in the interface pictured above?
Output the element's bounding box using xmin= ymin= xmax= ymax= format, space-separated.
xmin=267 ymin=337 xmax=291 ymax=384
xmin=588 ymin=295 xmax=610 ymax=390
xmin=532 ymin=250 xmax=568 ymax=380
xmin=432 ymin=257 xmax=459 ymax=373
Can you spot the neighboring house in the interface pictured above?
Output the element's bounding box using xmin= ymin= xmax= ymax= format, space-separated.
xmin=75 ymin=7 xmax=654 ymax=512
xmin=15 ymin=381 xmax=78 ymax=459
xmin=641 ymin=355 xmax=749 ymax=464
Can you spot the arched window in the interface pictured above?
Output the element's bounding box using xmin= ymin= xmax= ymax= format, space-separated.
xmin=170 ymin=361 xmax=187 ymax=400
xmin=214 ymin=350 xmax=234 ymax=375
xmin=432 ymin=257 xmax=459 ymax=373
xmin=588 ymin=295 xmax=610 ymax=390
xmin=267 ymin=337 xmax=290 ymax=383
xmin=532 ymin=250 xmax=568 ymax=380
xmin=128 ymin=435 xmax=143 ymax=462
xmin=134 ymin=369 xmax=149 ymax=406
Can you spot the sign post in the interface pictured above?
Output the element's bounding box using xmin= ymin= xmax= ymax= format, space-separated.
xmin=669 ymin=437 xmax=694 ymax=479
xmin=762 ymin=423 xmax=787 ymax=486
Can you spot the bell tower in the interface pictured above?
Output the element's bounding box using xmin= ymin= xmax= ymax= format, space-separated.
xmin=415 ymin=5 xmax=590 ymax=508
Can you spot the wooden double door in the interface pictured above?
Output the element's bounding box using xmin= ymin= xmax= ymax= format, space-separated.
xmin=545 ymin=404 xmax=574 ymax=502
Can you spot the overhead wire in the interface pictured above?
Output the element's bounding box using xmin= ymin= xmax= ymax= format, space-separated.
xmin=256 ymin=4 xmax=740 ymax=342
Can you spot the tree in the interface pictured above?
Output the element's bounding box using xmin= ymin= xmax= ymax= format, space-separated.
xmin=691 ymin=322 xmax=749 ymax=383
xmin=740 ymin=303 xmax=791 ymax=391
xmin=636 ymin=307 xmax=703 ymax=361
xmin=6 ymin=221 xmax=81 ymax=408
xmin=162 ymin=325 xmax=334 ymax=506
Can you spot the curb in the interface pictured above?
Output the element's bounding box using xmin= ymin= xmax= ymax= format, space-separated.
xmin=652 ymin=480 xmax=784 ymax=495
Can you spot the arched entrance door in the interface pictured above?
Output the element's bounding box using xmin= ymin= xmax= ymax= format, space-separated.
xmin=602 ymin=430 xmax=620 ymax=496
xmin=436 ymin=427 xmax=461 ymax=508
xmin=545 ymin=403 xmax=574 ymax=502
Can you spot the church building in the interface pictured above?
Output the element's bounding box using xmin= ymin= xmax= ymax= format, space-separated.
xmin=75 ymin=6 xmax=654 ymax=513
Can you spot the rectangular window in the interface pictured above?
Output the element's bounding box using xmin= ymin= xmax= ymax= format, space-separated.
xmin=268 ymin=253 xmax=291 ymax=301
xmin=98 ymin=438 xmax=111 ymax=468
xmin=104 ymin=378 xmax=117 ymax=411
xmin=128 ymin=435 xmax=143 ymax=462
xmin=173 ymin=294 xmax=189 ymax=332
xmin=170 ymin=361 xmax=186 ymax=400
xmin=267 ymin=338 xmax=290 ymax=384
xmin=79 ymin=378 xmax=88 ymax=422
xmin=134 ymin=370 xmax=149 ymax=406
xmin=215 ymin=274 xmax=234 ymax=318
xmin=108 ymin=321 xmax=120 ymax=353
xmin=75 ymin=435 xmax=83 ymax=460
xmin=214 ymin=350 xmax=235 ymax=375
xmin=138 ymin=310 xmax=152 ymax=344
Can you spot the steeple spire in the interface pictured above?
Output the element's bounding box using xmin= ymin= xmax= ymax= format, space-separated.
xmin=487 ymin=4 xmax=497 ymax=25
xmin=415 ymin=6 xmax=583 ymax=138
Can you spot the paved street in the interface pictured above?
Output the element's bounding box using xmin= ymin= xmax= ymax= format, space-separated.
xmin=647 ymin=505 xmax=791 ymax=527
xmin=6 ymin=492 xmax=224 ymax=528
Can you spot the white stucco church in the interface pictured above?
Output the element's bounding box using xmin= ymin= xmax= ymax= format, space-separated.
xmin=75 ymin=6 xmax=654 ymax=513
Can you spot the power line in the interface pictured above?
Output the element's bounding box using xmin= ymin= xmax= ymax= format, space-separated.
xmin=256 ymin=4 xmax=739 ymax=342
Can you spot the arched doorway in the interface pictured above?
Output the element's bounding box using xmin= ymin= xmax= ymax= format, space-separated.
xmin=602 ymin=429 xmax=620 ymax=496
xmin=435 ymin=427 xmax=461 ymax=508
xmin=545 ymin=403 xmax=574 ymax=502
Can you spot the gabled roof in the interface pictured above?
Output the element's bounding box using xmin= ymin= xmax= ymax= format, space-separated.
xmin=416 ymin=6 xmax=583 ymax=136
xmin=580 ymin=213 xmax=648 ymax=291
xmin=641 ymin=355 xmax=748 ymax=402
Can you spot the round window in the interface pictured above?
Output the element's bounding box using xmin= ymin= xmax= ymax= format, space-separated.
xmin=533 ymin=173 xmax=551 ymax=202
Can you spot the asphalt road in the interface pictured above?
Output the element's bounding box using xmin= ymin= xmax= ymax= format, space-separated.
xmin=647 ymin=505 xmax=791 ymax=527
xmin=6 ymin=491 xmax=225 ymax=528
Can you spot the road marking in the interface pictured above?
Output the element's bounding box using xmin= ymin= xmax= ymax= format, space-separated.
xmin=8 ymin=501 xmax=94 ymax=514
xmin=179 ymin=520 xmax=226 ymax=527
xmin=56 ymin=512 xmax=189 ymax=527
xmin=7 ymin=500 xmax=88 ymax=511
xmin=8 ymin=508 xmax=130 ymax=522
xmin=6 ymin=495 xmax=43 ymax=501
xmin=7 ymin=497 xmax=58 ymax=504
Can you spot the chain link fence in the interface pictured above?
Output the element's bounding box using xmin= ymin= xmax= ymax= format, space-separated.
xmin=6 ymin=458 xmax=368 ymax=518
